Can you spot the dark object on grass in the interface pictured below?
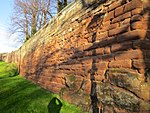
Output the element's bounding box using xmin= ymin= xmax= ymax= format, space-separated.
xmin=48 ymin=97 xmax=63 ymax=113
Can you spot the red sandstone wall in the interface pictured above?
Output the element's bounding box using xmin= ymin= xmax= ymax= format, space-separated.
xmin=1 ymin=0 xmax=150 ymax=112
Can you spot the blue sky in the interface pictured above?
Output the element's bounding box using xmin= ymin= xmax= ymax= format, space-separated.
xmin=0 ymin=0 xmax=21 ymax=53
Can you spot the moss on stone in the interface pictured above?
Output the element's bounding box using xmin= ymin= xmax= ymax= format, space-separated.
xmin=68 ymin=74 xmax=76 ymax=82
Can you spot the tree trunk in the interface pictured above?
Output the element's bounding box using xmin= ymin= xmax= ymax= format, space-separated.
xmin=31 ymin=13 xmax=37 ymax=36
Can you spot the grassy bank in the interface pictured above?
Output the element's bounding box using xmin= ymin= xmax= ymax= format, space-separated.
xmin=0 ymin=61 xmax=86 ymax=113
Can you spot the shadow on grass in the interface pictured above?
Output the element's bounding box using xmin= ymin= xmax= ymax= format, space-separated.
xmin=48 ymin=97 xmax=63 ymax=113
xmin=0 ymin=77 xmax=54 ymax=113
xmin=0 ymin=62 xmax=85 ymax=113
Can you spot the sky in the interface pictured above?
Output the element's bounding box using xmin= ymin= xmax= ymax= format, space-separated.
xmin=0 ymin=0 xmax=22 ymax=53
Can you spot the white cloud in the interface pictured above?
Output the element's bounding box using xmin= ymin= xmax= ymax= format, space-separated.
xmin=0 ymin=24 xmax=22 ymax=53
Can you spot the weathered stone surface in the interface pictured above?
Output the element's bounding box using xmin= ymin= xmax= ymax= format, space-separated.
xmin=131 ymin=21 xmax=148 ymax=30
xmin=108 ymin=24 xmax=129 ymax=36
xmin=124 ymin=0 xmax=142 ymax=12
xmin=131 ymin=8 xmax=143 ymax=15
xmin=109 ymin=23 xmax=119 ymax=30
xmin=96 ymin=31 xmax=108 ymax=40
xmin=117 ymin=30 xmax=147 ymax=42
xmin=111 ymin=41 xmax=132 ymax=52
xmin=101 ymin=22 xmax=110 ymax=32
xmin=95 ymin=48 xmax=104 ymax=55
xmin=109 ymin=60 xmax=131 ymax=68
xmin=133 ymin=40 xmax=150 ymax=50
xmin=120 ymin=18 xmax=130 ymax=26
xmin=103 ymin=10 xmax=114 ymax=22
xmin=131 ymin=14 xmax=143 ymax=22
xmin=96 ymin=81 xmax=150 ymax=112
xmin=115 ymin=50 xmax=144 ymax=60
xmin=104 ymin=47 xmax=111 ymax=54
xmin=143 ymin=0 xmax=150 ymax=10
xmin=108 ymin=0 xmax=123 ymax=11
xmin=112 ymin=12 xmax=131 ymax=23
xmin=94 ymin=62 xmax=108 ymax=71
xmin=133 ymin=59 xmax=150 ymax=69
xmin=102 ymin=54 xmax=114 ymax=62
xmin=106 ymin=68 xmax=150 ymax=101
xmin=115 ymin=5 xmax=124 ymax=17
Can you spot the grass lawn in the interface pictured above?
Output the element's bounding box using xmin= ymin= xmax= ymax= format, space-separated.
xmin=0 ymin=61 xmax=86 ymax=113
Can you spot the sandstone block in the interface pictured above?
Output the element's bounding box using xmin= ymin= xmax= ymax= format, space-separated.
xmin=96 ymin=32 xmax=108 ymax=40
xmin=112 ymin=12 xmax=131 ymax=23
xmin=131 ymin=8 xmax=143 ymax=15
xmin=120 ymin=18 xmax=130 ymax=26
xmin=71 ymin=64 xmax=82 ymax=70
xmin=84 ymin=42 xmax=100 ymax=51
xmin=103 ymin=10 xmax=114 ymax=22
xmin=131 ymin=21 xmax=144 ymax=30
xmin=95 ymin=48 xmax=104 ymax=55
xmin=115 ymin=5 xmax=124 ymax=17
xmin=52 ymin=77 xmax=65 ymax=85
xmin=131 ymin=14 xmax=143 ymax=22
xmin=98 ymin=38 xmax=108 ymax=47
xmin=117 ymin=30 xmax=147 ymax=42
xmin=87 ymin=36 xmax=93 ymax=43
xmin=143 ymin=21 xmax=149 ymax=30
xmin=140 ymin=82 xmax=150 ymax=101
xmin=143 ymin=11 xmax=150 ymax=20
xmin=104 ymin=47 xmax=111 ymax=54
xmin=115 ymin=50 xmax=144 ymax=60
xmin=108 ymin=24 xmax=129 ymax=36
xmin=72 ymin=52 xmax=86 ymax=58
xmin=124 ymin=0 xmax=142 ymax=12
xmin=108 ymin=0 xmax=122 ymax=11
xmin=82 ymin=58 xmax=93 ymax=65
xmin=106 ymin=68 xmax=149 ymax=101
xmin=133 ymin=59 xmax=150 ymax=69
xmin=47 ymin=82 xmax=63 ymax=93
xmin=79 ymin=57 xmax=93 ymax=64
xmin=84 ymin=50 xmax=92 ymax=57
xmin=133 ymin=40 xmax=150 ymax=50
xmin=101 ymin=21 xmax=110 ymax=32
xmin=94 ymin=70 xmax=106 ymax=81
xmin=143 ymin=0 xmax=150 ymax=10
xmin=83 ymin=80 xmax=91 ymax=94
xmin=82 ymin=64 xmax=92 ymax=73
xmin=102 ymin=54 xmax=114 ymax=61
xmin=111 ymin=41 xmax=132 ymax=52
xmin=58 ymin=65 xmax=72 ymax=70
xmin=87 ymin=50 xmax=94 ymax=56
xmin=83 ymin=43 xmax=93 ymax=50
xmin=138 ymin=69 xmax=146 ymax=74
xmin=98 ymin=36 xmax=117 ymax=48
xmin=109 ymin=23 xmax=119 ymax=30
xmin=109 ymin=60 xmax=131 ymax=68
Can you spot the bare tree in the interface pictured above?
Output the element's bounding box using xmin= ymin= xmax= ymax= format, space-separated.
xmin=38 ymin=0 xmax=53 ymax=29
xmin=28 ymin=0 xmax=39 ymax=36
xmin=10 ymin=0 xmax=30 ymax=41
xmin=11 ymin=0 xmax=53 ymax=42
xmin=10 ymin=0 xmax=70 ymax=43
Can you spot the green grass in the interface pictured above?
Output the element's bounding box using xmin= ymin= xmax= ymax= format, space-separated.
xmin=0 ymin=61 xmax=86 ymax=113
xmin=0 ymin=62 xmax=18 ymax=78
